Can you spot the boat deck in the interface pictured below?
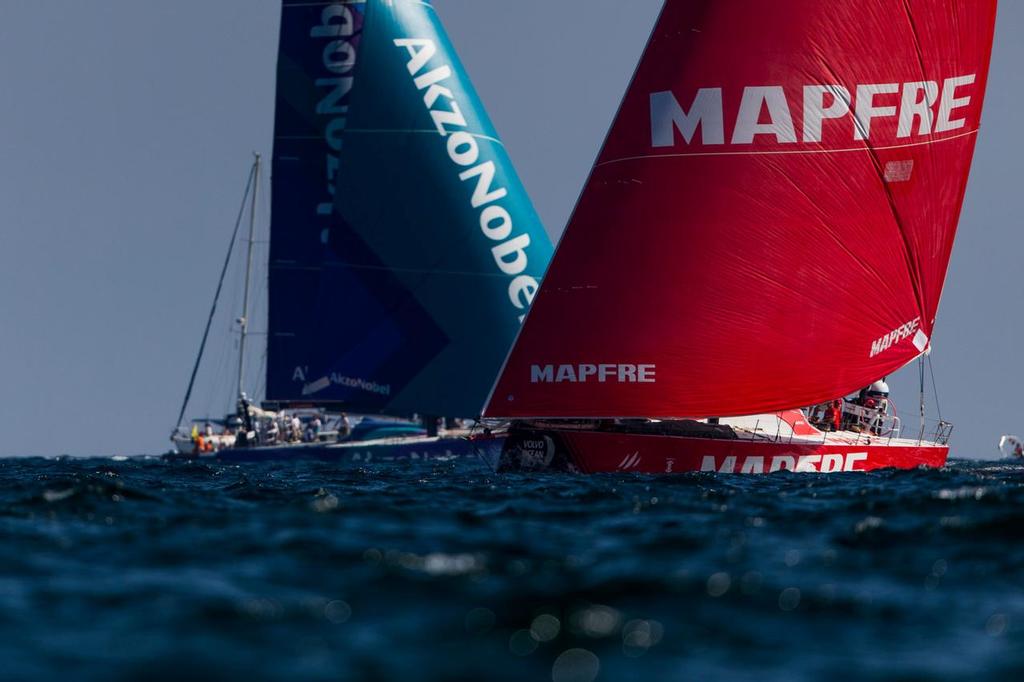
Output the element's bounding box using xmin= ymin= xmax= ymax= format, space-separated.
xmin=723 ymin=410 xmax=951 ymax=448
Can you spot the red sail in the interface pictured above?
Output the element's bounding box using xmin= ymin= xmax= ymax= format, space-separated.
xmin=486 ymin=0 xmax=996 ymax=419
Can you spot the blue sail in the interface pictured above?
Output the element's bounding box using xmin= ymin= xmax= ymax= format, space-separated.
xmin=267 ymin=0 xmax=552 ymax=417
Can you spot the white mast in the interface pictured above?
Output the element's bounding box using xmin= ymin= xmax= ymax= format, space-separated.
xmin=236 ymin=153 xmax=261 ymax=401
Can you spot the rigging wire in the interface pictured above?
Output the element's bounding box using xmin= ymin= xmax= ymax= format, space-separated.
xmin=172 ymin=160 xmax=258 ymax=433
xmin=254 ymin=346 xmax=269 ymax=403
xmin=928 ymin=353 xmax=943 ymax=422
xmin=918 ymin=358 xmax=926 ymax=442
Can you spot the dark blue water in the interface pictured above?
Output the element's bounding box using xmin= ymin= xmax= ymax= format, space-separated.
xmin=1 ymin=456 xmax=1022 ymax=681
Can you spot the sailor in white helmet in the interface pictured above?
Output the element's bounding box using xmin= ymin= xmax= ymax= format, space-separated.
xmin=856 ymin=379 xmax=890 ymax=434
xmin=859 ymin=380 xmax=889 ymax=410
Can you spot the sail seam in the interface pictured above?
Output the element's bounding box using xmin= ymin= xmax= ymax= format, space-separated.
xmin=271 ymin=262 xmax=546 ymax=279
xmin=596 ymin=128 xmax=978 ymax=166
xmin=276 ymin=131 xmax=504 ymax=145
xmin=284 ymin=1 xmax=367 ymax=7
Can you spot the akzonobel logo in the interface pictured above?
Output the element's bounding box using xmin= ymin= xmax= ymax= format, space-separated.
xmin=394 ymin=37 xmax=539 ymax=322
xmin=309 ymin=3 xmax=361 ymax=219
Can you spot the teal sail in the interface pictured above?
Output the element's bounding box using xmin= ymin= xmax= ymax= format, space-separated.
xmin=268 ymin=0 xmax=552 ymax=417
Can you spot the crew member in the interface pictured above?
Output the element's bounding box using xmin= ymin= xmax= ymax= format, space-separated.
xmin=337 ymin=413 xmax=352 ymax=441
xmin=265 ymin=419 xmax=279 ymax=444
xmin=823 ymin=399 xmax=842 ymax=432
xmin=857 ymin=380 xmax=890 ymax=434
xmin=858 ymin=381 xmax=889 ymax=411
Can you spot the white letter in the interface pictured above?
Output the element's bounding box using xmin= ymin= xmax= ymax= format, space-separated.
xmin=854 ymin=83 xmax=899 ymax=140
xmin=325 ymin=117 xmax=346 ymax=152
xmin=311 ymin=6 xmax=354 ymax=38
xmin=492 ymin=234 xmax=531 ymax=275
xmin=618 ymin=365 xmax=637 ymax=382
xmin=430 ymin=102 xmax=467 ymax=136
xmin=479 ymin=205 xmax=512 ymax=241
xmin=638 ymin=365 xmax=656 ymax=383
xmin=732 ymin=86 xmax=797 ymax=145
xmin=598 ymin=364 xmax=616 ymax=382
xmin=555 ymin=365 xmax=577 ymax=383
xmin=803 ymin=85 xmax=850 ymax=143
xmin=795 ymin=455 xmax=822 ymax=472
xmin=316 ymin=77 xmax=354 ymax=115
xmin=422 ymin=83 xmax=454 ymax=110
xmin=820 ymin=454 xmax=844 ymax=473
xmin=578 ymin=364 xmax=597 ymax=382
xmin=650 ymin=89 xmax=725 ymax=146
xmin=447 ymin=131 xmax=479 ymax=166
xmin=740 ymin=456 xmax=765 ymax=474
xmin=897 ymin=81 xmax=939 ymax=137
xmin=394 ymin=39 xmax=436 ymax=76
xmin=414 ymin=66 xmax=452 ymax=96
xmin=701 ymin=456 xmax=718 ymax=472
xmin=935 ymin=74 xmax=976 ymax=133
xmin=509 ymin=275 xmax=538 ymax=310
xmin=769 ymin=455 xmax=796 ymax=472
xmin=531 ymin=365 xmax=554 ymax=383
xmin=718 ymin=456 xmax=737 ymax=474
xmin=870 ymin=338 xmax=882 ymax=358
xmin=843 ymin=452 xmax=868 ymax=472
xmin=460 ymin=161 xmax=509 ymax=208
xmin=323 ymin=40 xmax=357 ymax=74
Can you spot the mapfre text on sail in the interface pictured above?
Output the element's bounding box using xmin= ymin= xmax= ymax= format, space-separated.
xmin=650 ymin=75 xmax=978 ymax=146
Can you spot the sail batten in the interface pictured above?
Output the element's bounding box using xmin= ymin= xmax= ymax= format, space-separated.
xmin=486 ymin=0 xmax=996 ymax=420
xmin=268 ymin=0 xmax=552 ymax=416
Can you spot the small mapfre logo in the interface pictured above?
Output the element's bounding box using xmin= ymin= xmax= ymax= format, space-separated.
xmin=530 ymin=364 xmax=656 ymax=384
xmin=870 ymin=317 xmax=927 ymax=358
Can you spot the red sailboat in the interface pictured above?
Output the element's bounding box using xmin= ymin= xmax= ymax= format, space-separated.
xmin=478 ymin=0 xmax=997 ymax=474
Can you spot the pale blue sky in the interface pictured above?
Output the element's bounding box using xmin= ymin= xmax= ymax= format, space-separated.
xmin=0 ymin=1 xmax=1020 ymax=456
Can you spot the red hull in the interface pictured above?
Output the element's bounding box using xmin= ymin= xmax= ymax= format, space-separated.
xmin=492 ymin=426 xmax=948 ymax=474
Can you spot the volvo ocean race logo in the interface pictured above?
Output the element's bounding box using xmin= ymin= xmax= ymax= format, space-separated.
xmin=650 ymin=75 xmax=977 ymax=146
xmin=394 ymin=38 xmax=539 ymax=322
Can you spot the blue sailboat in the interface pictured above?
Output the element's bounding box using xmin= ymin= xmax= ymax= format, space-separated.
xmin=171 ymin=0 xmax=551 ymax=460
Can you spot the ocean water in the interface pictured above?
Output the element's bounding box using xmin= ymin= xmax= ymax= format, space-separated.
xmin=1 ymin=456 xmax=1022 ymax=681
